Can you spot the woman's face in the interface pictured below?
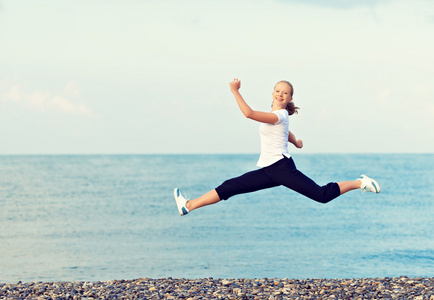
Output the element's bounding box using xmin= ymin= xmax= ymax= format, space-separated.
xmin=272 ymin=82 xmax=293 ymax=109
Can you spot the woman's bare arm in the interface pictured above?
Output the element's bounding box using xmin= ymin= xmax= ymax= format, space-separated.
xmin=230 ymin=78 xmax=278 ymax=124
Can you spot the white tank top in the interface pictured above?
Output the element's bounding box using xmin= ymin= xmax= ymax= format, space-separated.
xmin=256 ymin=109 xmax=290 ymax=167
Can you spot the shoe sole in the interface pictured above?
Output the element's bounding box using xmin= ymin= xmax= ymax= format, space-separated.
xmin=174 ymin=188 xmax=188 ymax=216
xmin=371 ymin=179 xmax=380 ymax=193
xmin=361 ymin=175 xmax=380 ymax=193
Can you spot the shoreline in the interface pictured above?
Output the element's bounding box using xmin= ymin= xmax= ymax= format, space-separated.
xmin=1 ymin=277 xmax=433 ymax=299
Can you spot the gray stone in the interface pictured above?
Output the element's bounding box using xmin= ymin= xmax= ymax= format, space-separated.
xmin=1 ymin=277 xmax=433 ymax=299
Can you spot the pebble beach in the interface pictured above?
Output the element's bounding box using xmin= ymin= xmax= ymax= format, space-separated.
xmin=1 ymin=277 xmax=433 ymax=299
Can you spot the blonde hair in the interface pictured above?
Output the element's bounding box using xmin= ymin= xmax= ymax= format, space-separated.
xmin=274 ymin=80 xmax=299 ymax=115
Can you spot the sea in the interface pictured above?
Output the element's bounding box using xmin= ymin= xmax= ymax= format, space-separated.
xmin=0 ymin=154 xmax=433 ymax=283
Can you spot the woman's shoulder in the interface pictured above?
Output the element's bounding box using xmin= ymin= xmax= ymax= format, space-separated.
xmin=272 ymin=109 xmax=289 ymax=117
xmin=272 ymin=109 xmax=289 ymax=124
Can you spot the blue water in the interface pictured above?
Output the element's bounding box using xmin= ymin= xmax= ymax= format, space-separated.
xmin=0 ymin=154 xmax=433 ymax=283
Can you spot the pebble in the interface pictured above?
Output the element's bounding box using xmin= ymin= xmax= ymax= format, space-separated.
xmin=0 ymin=276 xmax=433 ymax=299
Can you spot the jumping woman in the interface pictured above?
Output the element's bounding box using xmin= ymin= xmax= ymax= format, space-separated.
xmin=174 ymin=78 xmax=380 ymax=216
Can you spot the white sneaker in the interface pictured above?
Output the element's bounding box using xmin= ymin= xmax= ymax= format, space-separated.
xmin=174 ymin=188 xmax=190 ymax=216
xmin=357 ymin=175 xmax=380 ymax=193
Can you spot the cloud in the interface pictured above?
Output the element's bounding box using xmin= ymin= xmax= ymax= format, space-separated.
xmin=279 ymin=0 xmax=390 ymax=9
xmin=0 ymin=81 xmax=95 ymax=117
xmin=51 ymin=95 xmax=94 ymax=116
xmin=3 ymin=84 xmax=22 ymax=102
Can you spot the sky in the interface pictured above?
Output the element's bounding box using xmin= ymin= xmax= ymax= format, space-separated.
xmin=0 ymin=0 xmax=433 ymax=154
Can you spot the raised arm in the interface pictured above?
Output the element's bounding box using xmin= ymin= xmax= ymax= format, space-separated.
xmin=229 ymin=78 xmax=278 ymax=124
xmin=288 ymin=130 xmax=303 ymax=148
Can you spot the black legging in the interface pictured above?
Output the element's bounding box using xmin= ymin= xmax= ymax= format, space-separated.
xmin=215 ymin=156 xmax=341 ymax=204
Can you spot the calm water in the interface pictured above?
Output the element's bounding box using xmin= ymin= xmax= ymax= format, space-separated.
xmin=0 ymin=154 xmax=433 ymax=283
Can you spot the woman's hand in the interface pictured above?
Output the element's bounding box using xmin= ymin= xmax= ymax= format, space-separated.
xmin=229 ymin=78 xmax=241 ymax=93
xmin=288 ymin=131 xmax=303 ymax=149
xmin=295 ymin=139 xmax=303 ymax=149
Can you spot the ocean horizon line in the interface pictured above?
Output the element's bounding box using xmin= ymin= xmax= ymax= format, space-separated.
xmin=1 ymin=152 xmax=433 ymax=156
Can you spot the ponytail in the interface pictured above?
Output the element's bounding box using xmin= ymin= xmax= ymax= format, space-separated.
xmin=286 ymin=101 xmax=299 ymax=116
